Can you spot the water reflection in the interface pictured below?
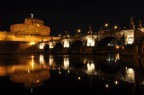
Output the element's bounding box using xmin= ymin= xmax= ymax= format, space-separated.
xmin=125 ymin=68 xmax=135 ymax=83
xmin=49 ymin=55 xmax=55 ymax=67
xmin=10 ymin=69 xmax=50 ymax=88
xmin=0 ymin=54 xmax=50 ymax=88
xmin=1 ymin=53 xmax=144 ymax=93
xmin=39 ymin=54 xmax=44 ymax=65
xmin=106 ymin=53 xmax=120 ymax=63
xmin=86 ymin=63 xmax=96 ymax=75
xmin=63 ymin=55 xmax=70 ymax=70
xmin=97 ymin=53 xmax=123 ymax=75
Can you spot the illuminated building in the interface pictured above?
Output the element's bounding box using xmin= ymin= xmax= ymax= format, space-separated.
xmin=0 ymin=15 xmax=52 ymax=53
xmin=10 ymin=17 xmax=50 ymax=36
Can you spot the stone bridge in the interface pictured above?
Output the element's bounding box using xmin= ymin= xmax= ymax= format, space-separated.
xmin=38 ymin=28 xmax=139 ymax=54
xmin=1 ymin=26 xmax=144 ymax=55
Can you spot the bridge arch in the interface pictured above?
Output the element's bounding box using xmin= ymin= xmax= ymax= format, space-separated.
xmin=54 ymin=43 xmax=63 ymax=53
xmin=98 ymin=34 xmax=124 ymax=46
xmin=98 ymin=37 xmax=123 ymax=46
xmin=97 ymin=35 xmax=124 ymax=52
xmin=70 ymin=40 xmax=84 ymax=53
xmin=44 ymin=44 xmax=49 ymax=53
xmin=96 ymin=53 xmax=124 ymax=75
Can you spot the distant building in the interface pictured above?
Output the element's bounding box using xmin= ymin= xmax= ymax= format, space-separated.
xmin=0 ymin=16 xmax=52 ymax=53
xmin=10 ymin=17 xmax=50 ymax=36
xmin=0 ymin=16 xmax=51 ymax=42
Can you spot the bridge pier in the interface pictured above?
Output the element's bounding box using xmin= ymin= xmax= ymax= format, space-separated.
xmin=134 ymin=45 xmax=139 ymax=54
xmin=49 ymin=49 xmax=54 ymax=54
xmin=63 ymin=48 xmax=70 ymax=54
xmin=85 ymin=47 xmax=95 ymax=54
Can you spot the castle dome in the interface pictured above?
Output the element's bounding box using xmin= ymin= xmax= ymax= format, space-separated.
xmin=10 ymin=15 xmax=50 ymax=36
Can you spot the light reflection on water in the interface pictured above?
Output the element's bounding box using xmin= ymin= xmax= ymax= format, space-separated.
xmin=0 ymin=53 xmax=144 ymax=94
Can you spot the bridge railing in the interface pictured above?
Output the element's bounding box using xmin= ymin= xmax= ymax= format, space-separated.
xmin=98 ymin=29 xmax=122 ymax=35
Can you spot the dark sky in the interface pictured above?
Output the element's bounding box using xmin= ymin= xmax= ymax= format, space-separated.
xmin=0 ymin=1 xmax=143 ymax=35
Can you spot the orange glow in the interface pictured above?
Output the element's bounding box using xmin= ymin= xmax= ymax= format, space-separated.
xmin=115 ymin=45 xmax=119 ymax=49
xmin=29 ymin=41 xmax=35 ymax=45
xmin=39 ymin=43 xmax=44 ymax=49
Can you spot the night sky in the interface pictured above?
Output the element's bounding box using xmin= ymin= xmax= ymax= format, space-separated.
xmin=0 ymin=1 xmax=143 ymax=35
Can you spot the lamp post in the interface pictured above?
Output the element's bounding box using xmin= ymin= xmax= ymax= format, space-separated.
xmin=76 ymin=28 xmax=81 ymax=37
xmin=105 ymin=23 xmax=109 ymax=27
xmin=114 ymin=25 xmax=118 ymax=29
xmin=77 ymin=29 xmax=81 ymax=33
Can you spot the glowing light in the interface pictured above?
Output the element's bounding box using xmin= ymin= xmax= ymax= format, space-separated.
xmin=83 ymin=57 xmax=87 ymax=64
xmin=39 ymin=43 xmax=44 ymax=49
xmin=63 ymin=39 xmax=70 ymax=48
xmin=67 ymin=35 xmax=70 ymax=37
xmin=87 ymin=63 xmax=95 ymax=74
xmin=86 ymin=36 xmax=95 ymax=47
xmin=121 ymin=46 xmax=124 ymax=50
xmin=115 ymin=45 xmax=119 ymax=49
xmin=59 ymin=34 xmax=61 ymax=36
xmin=115 ymin=80 xmax=118 ymax=85
xmin=39 ymin=54 xmax=44 ymax=65
xmin=106 ymin=54 xmax=111 ymax=62
xmin=105 ymin=84 xmax=109 ymax=88
xmin=31 ymin=13 xmax=34 ymax=18
xmin=36 ymin=24 xmax=40 ymax=27
xmin=59 ymin=71 xmax=61 ymax=74
xmin=115 ymin=53 xmax=120 ymax=62
xmin=124 ymin=30 xmax=134 ymax=45
xmin=68 ymin=70 xmax=70 ymax=73
xmin=30 ymin=55 xmax=35 ymax=69
xmin=31 ymin=55 xmax=34 ymax=59
xmin=49 ymin=55 xmax=54 ymax=66
xmin=49 ymin=42 xmax=54 ymax=49
xmin=140 ymin=28 xmax=144 ymax=32
xmin=29 ymin=42 xmax=35 ymax=45
xmin=114 ymin=25 xmax=118 ymax=29
xmin=125 ymin=68 xmax=135 ymax=83
xmin=63 ymin=57 xmax=70 ymax=70
xmin=105 ymin=23 xmax=108 ymax=27
xmin=127 ymin=37 xmax=134 ymax=44
xmin=78 ymin=76 xmax=81 ymax=80
xmin=36 ymin=80 xmax=40 ymax=83
xmin=77 ymin=29 xmax=81 ymax=33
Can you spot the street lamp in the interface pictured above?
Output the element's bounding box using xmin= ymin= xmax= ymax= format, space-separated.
xmin=114 ymin=25 xmax=118 ymax=29
xmin=76 ymin=28 xmax=81 ymax=37
xmin=59 ymin=34 xmax=61 ymax=37
xmin=77 ymin=29 xmax=81 ymax=33
xmin=105 ymin=23 xmax=109 ymax=27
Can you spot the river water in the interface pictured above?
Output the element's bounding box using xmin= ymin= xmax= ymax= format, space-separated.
xmin=0 ymin=53 xmax=144 ymax=95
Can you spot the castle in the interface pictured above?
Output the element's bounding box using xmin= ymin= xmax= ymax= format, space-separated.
xmin=0 ymin=14 xmax=55 ymax=53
